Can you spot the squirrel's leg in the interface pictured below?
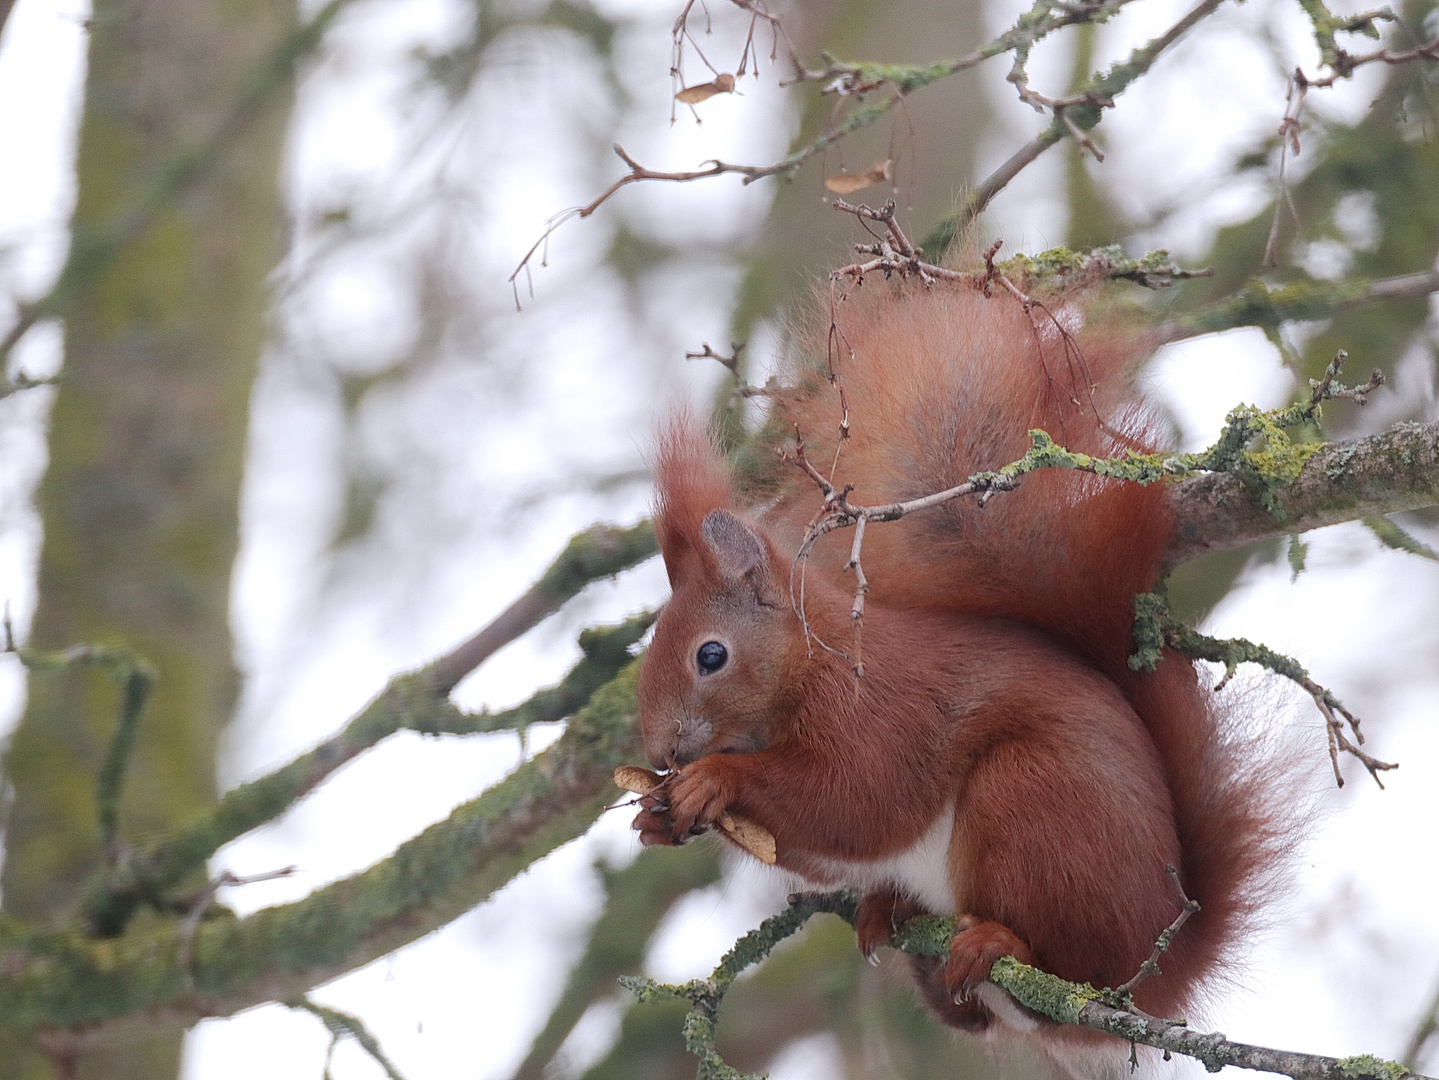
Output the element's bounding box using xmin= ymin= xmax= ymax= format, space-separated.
xmin=909 ymin=953 xmax=995 ymax=1032
xmin=855 ymin=885 xmax=926 ymax=960
xmin=940 ymin=720 xmax=1179 ymax=1006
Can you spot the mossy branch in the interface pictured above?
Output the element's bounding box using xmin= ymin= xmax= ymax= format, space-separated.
xmin=622 ymin=891 xmax=1428 ymax=1080
xmin=1156 ymin=269 xmax=1439 ymax=343
xmin=79 ymin=608 xmax=653 ymax=937
xmin=0 ymin=662 xmax=644 ymax=1036
xmin=0 ymin=636 xmax=158 ymax=859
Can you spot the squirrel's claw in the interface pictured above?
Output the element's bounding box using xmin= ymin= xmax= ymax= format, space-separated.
xmin=855 ymin=886 xmax=926 ymax=961
xmin=632 ymin=789 xmax=681 ymax=846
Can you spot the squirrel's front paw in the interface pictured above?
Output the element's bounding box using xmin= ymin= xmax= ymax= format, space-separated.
xmin=665 ymin=758 xmax=736 ymax=844
xmin=942 ymin=916 xmax=1034 ymax=1001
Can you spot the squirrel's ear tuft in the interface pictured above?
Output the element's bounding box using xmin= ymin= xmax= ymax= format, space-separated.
xmin=653 ymin=413 xmax=735 ymax=586
xmin=701 ymin=510 xmax=766 ymax=581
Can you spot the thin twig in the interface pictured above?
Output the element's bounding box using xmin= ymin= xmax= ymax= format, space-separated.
xmin=178 ymin=867 xmax=297 ymax=990
xmin=1131 ymin=592 xmax=1398 ymax=788
xmin=288 ymin=996 xmax=409 ymax=1080
xmin=1112 ymin=866 xmax=1201 ymax=998
xmin=685 ymin=341 xmax=746 ymax=375
xmin=1264 ymin=70 xmax=1308 ymax=267
xmin=941 ymin=0 xmax=1227 ymax=241
xmin=1305 ymin=33 xmax=1439 ymax=88
xmin=516 ymin=0 xmax=1155 ymax=293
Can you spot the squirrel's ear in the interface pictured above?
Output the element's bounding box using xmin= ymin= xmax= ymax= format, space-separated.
xmin=701 ymin=511 xmax=779 ymax=603
xmin=701 ymin=510 xmax=764 ymax=579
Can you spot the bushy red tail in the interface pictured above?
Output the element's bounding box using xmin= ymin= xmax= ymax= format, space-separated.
xmin=765 ymin=282 xmax=1168 ymax=675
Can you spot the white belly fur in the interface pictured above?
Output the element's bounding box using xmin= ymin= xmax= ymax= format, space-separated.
xmin=803 ymin=803 xmax=957 ymax=914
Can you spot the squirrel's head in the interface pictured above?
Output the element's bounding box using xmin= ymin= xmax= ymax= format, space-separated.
xmin=637 ymin=423 xmax=805 ymax=769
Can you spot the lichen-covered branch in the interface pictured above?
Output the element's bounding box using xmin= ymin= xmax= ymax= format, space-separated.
xmin=1129 ymin=591 xmax=1397 ymax=786
xmin=80 ymin=609 xmax=653 ymax=936
xmin=988 ymin=955 xmax=1420 ymax=1080
xmin=0 ymin=662 xmax=644 ymax=1038
xmin=1156 ymin=269 xmax=1439 ymax=342
xmin=621 ymin=891 xmax=1430 ymax=1080
xmin=1164 ymin=419 xmax=1439 ymax=567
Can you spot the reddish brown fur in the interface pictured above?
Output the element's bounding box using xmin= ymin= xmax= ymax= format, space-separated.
xmin=634 ymin=283 xmax=1282 ymax=1040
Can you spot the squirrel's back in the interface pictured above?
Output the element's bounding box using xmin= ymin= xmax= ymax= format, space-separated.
xmin=763 ymin=283 xmax=1168 ymax=675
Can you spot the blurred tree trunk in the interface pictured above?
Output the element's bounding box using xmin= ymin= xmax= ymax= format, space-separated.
xmin=0 ymin=0 xmax=296 ymax=1075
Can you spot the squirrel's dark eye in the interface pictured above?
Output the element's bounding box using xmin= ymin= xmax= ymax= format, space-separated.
xmin=696 ymin=641 xmax=728 ymax=674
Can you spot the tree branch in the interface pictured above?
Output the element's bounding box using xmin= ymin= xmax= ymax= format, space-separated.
xmin=1156 ymin=269 xmax=1439 ymax=342
xmin=1164 ymin=419 xmax=1439 ymax=568
xmin=428 ymin=520 xmax=657 ymax=694
xmin=80 ymin=607 xmax=654 ymax=936
xmin=621 ymin=891 xmax=1430 ymax=1080
xmin=1 ymin=663 xmax=645 ymax=1038
xmin=929 ymin=0 xmax=1226 ymax=248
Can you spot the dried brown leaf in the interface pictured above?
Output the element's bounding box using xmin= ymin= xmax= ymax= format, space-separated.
xmin=614 ymin=765 xmax=663 ymax=795
xmin=676 ymin=72 xmax=736 ymax=104
xmin=718 ymin=811 xmax=778 ymax=865
xmin=823 ymin=159 xmax=893 ymax=194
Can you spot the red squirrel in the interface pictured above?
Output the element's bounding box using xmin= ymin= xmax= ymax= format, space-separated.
xmin=630 ymin=280 xmax=1282 ymax=1034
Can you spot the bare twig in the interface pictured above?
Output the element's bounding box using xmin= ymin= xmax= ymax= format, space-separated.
xmin=1264 ymin=70 xmax=1308 ymax=267
xmin=781 ymin=426 xmax=1022 ymax=673
xmin=288 ymin=997 xmax=409 ymax=1080
xmin=1304 ymin=30 xmax=1439 ymax=89
xmin=939 ymin=0 xmax=1227 ymax=242
xmin=1112 ymin=865 xmax=1202 ymax=998
xmin=178 ymin=867 xmax=297 ymax=990
xmin=685 ymin=341 xmax=746 ymax=375
xmin=516 ymin=0 xmax=1157 ymax=293
xmin=1309 ymin=349 xmax=1383 ymax=408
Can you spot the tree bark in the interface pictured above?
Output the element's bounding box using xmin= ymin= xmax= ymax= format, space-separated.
xmin=0 ymin=0 xmax=295 ymax=1075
